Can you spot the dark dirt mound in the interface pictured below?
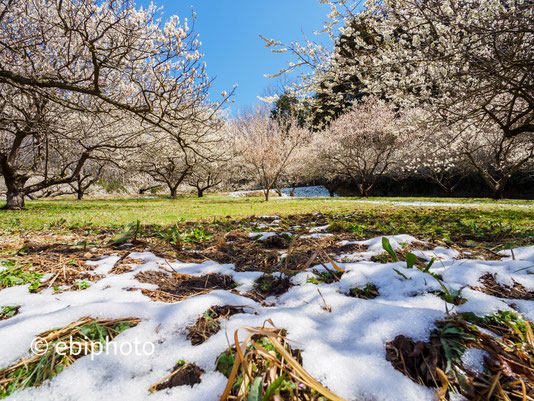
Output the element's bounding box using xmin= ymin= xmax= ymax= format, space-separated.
xmin=202 ymin=231 xmax=285 ymax=272
xmin=154 ymin=363 xmax=204 ymax=390
xmin=386 ymin=335 xmax=441 ymax=387
xmin=134 ymin=271 xmax=237 ymax=302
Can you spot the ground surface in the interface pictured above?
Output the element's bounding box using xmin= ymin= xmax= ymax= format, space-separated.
xmin=0 ymin=196 xmax=533 ymax=400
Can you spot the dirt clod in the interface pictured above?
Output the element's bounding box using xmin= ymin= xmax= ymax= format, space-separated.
xmin=134 ymin=271 xmax=237 ymax=302
xmin=154 ymin=363 xmax=204 ymax=391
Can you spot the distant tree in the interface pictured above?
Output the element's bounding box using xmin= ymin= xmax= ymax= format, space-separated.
xmin=461 ymin=124 xmax=534 ymax=199
xmin=186 ymin=161 xmax=226 ymax=198
xmin=138 ymin=137 xmax=192 ymax=199
xmin=315 ymin=98 xmax=399 ymax=197
xmin=402 ymin=109 xmax=473 ymax=196
xmin=232 ymin=107 xmax=309 ymax=201
xmin=68 ymin=161 xmax=108 ymax=200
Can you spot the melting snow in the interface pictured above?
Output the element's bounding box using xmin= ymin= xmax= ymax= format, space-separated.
xmin=0 ymin=237 xmax=533 ymax=401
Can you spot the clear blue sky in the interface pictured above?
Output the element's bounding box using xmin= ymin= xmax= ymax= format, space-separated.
xmin=137 ymin=1 xmax=331 ymax=114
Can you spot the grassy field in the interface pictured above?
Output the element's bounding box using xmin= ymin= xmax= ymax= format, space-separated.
xmin=0 ymin=195 xmax=532 ymax=229
xmin=1 ymin=195 xmax=533 ymax=250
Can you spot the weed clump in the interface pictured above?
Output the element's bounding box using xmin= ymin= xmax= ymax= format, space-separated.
xmin=248 ymin=274 xmax=292 ymax=302
xmin=347 ymin=284 xmax=380 ymax=299
xmin=475 ymin=273 xmax=534 ymax=300
xmin=134 ymin=271 xmax=237 ymax=302
xmin=387 ymin=311 xmax=534 ymax=400
xmin=0 ymin=316 xmax=140 ymax=398
xmin=0 ymin=305 xmax=20 ymax=320
xmin=216 ymin=323 xmax=346 ymax=401
xmin=187 ymin=305 xmax=249 ymax=345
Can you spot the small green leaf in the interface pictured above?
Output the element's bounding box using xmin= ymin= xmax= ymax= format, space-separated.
xmin=423 ymin=258 xmax=435 ymax=272
xmin=405 ymin=252 xmax=417 ymax=269
xmin=382 ymin=237 xmax=398 ymax=262
xmin=393 ymin=268 xmax=410 ymax=280
xmin=263 ymin=376 xmax=284 ymax=401
xmin=248 ymin=376 xmax=263 ymax=401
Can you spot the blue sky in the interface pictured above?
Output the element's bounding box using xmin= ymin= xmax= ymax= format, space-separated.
xmin=137 ymin=1 xmax=332 ymax=114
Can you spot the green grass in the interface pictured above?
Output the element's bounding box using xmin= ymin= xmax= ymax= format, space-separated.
xmin=1 ymin=196 xmax=533 ymax=250
xmin=0 ymin=195 xmax=532 ymax=231
xmin=352 ymin=196 xmax=534 ymax=205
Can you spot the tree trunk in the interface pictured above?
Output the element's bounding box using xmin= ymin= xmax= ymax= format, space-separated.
xmin=360 ymin=181 xmax=370 ymax=198
xmin=4 ymin=190 xmax=25 ymax=210
xmin=197 ymin=188 xmax=204 ymax=198
xmin=264 ymin=189 xmax=270 ymax=202
xmin=493 ymin=185 xmax=505 ymax=200
xmin=324 ymin=182 xmax=339 ymax=197
xmin=77 ymin=190 xmax=84 ymax=200
xmin=289 ymin=187 xmax=296 ymax=197
xmin=169 ymin=187 xmax=177 ymax=199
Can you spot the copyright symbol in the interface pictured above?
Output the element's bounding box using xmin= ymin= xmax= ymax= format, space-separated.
xmin=30 ymin=337 xmax=49 ymax=356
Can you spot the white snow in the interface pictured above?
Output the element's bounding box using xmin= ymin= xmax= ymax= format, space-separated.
xmin=412 ymin=247 xmax=460 ymax=261
xmin=499 ymin=246 xmax=534 ymax=262
xmin=337 ymin=235 xmax=424 ymax=262
xmin=227 ymin=187 xmax=531 ymax=208
xmin=248 ymin=232 xmax=277 ymax=241
xmin=350 ymin=200 xmax=532 ymax=208
xmin=0 ymin=238 xmax=533 ymax=401
xmin=301 ymin=233 xmax=334 ymax=239
xmin=461 ymin=348 xmax=489 ymax=374
xmin=309 ymin=224 xmax=330 ymax=233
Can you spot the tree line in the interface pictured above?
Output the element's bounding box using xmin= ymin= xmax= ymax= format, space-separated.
xmin=1 ymin=0 xmax=532 ymax=207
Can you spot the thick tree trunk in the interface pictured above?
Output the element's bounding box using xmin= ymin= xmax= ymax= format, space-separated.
xmin=493 ymin=186 xmax=505 ymax=200
xmin=169 ymin=187 xmax=178 ymax=199
xmin=197 ymin=188 xmax=204 ymax=198
xmin=324 ymin=182 xmax=339 ymax=197
xmin=77 ymin=190 xmax=84 ymax=200
xmin=2 ymin=171 xmax=27 ymax=210
xmin=264 ymin=189 xmax=270 ymax=202
xmin=4 ymin=190 xmax=25 ymax=210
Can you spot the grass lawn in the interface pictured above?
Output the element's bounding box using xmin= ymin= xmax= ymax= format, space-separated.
xmin=1 ymin=195 xmax=533 ymax=250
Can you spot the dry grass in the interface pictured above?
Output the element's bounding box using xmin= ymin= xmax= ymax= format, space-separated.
xmin=216 ymin=321 xmax=347 ymax=401
xmin=474 ymin=273 xmax=534 ymax=300
xmin=386 ymin=311 xmax=534 ymax=400
xmin=0 ymin=316 xmax=140 ymax=398
xmin=187 ymin=305 xmax=253 ymax=346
